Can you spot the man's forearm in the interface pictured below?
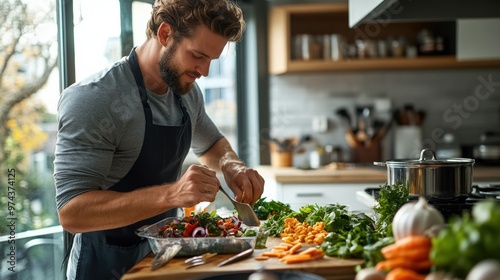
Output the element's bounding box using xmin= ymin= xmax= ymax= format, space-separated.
xmin=199 ymin=137 xmax=245 ymax=171
xmin=58 ymin=185 xmax=175 ymax=234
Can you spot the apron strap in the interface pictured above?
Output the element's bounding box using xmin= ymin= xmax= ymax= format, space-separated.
xmin=128 ymin=47 xmax=153 ymax=123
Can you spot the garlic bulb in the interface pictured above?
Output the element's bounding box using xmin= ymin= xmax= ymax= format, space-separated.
xmin=392 ymin=196 xmax=445 ymax=241
xmin=466 ymin=259 xmax=500 ymax=280
xmin=355 ymin=268 xmax=386 ymax=280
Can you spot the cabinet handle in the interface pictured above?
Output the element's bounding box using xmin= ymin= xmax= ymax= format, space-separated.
xmin=296 ymin=193 xmax=323 ymax=197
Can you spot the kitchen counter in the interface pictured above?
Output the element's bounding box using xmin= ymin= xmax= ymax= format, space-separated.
xmin=257 ymin=165 xmax=500 ymax=184
xmin=121 ymin=237 xmax=363 ymax=280
xmin=256 ymin=165 xmax=387 ymax=184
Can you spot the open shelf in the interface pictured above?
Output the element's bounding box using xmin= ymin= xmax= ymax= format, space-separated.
xmin=268 ymin=3 xmax=500 ymax=75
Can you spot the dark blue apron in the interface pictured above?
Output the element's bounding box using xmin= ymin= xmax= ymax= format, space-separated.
xmin=73 ymin=48 xmax=192 ymax=280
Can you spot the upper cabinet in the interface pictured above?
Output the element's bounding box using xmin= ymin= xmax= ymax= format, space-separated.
xmin=268 ymin=3 xmax=500 ymax=75
xmin=348 ymin=0 xmax=500 ymax=28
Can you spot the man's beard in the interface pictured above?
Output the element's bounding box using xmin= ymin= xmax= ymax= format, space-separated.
xmin=158 ymin=43 xmax=196 ymax=95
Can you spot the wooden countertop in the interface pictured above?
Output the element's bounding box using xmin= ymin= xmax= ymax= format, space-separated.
xmin=256 ymin=165 xmax=500 ymax=184
xmin=121 ymin=237 xmax=363 ymax=280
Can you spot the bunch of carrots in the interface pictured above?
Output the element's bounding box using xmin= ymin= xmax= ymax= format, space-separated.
xmin=375 ymin=235 xmax=432 ymax=280
xmin=255 ymin=242 xmax=325 ymax=264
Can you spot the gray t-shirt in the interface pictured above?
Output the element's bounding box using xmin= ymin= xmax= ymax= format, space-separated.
xmin=53 ymin=57 xmax=223 ymax=210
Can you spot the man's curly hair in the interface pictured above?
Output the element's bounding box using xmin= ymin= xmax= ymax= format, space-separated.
xmin=146 ymin=0 xmax=245 ymax=42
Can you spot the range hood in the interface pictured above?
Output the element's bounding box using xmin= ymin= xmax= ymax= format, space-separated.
xmin=349 ymin=0 xmax=500 ymax=27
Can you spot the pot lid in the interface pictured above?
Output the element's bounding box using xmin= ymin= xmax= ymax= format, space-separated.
xmin=376 ymin=149 xmax=474 ymax=167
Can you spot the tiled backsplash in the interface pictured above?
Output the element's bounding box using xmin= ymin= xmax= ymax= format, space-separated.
xmin=269 ymin=68 xmax=500 ymax=161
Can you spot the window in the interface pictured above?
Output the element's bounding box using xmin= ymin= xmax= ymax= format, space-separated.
xmin=73 ymin=0 xmax=122 ymax=80
xmin=0 ymin=0 xmax=63 ymax=279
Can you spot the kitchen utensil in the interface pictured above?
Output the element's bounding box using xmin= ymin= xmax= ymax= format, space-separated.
xmin=184 ymin=252 xmax=218 ymax=269
xmin=219 ymin=186 xmax=260 ymax=226
xmin=216 ymin=248 xmax=254 ymax=267
xmin=190 ymin=271 xmax=326 ymax=280
xmin=336 ymin=108 xmax=362 ymax=148
xmin=374 ymin=148 xmax=474 ymax=198
xmin=362 ymin=106 xmax=374 ymax=138
xmin=394 ymin=105 xmax=426 ymax=126
xmin=151 ymin=244 xmax=182 ymax=271
xmin=368 ymin=118 xmax=392 ymax=147
xmin=184 ymin=252 xmax=218 ymax=264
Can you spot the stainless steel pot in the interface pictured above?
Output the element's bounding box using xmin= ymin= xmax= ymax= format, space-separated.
xmin=374 ymin=149 xmax=474 ymax=198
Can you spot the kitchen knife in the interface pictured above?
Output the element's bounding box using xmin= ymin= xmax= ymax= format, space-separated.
xmin=216 ymin=248 xmax=254 ymax=267
xmin=151 ymin=244 xmax=182 ymax=271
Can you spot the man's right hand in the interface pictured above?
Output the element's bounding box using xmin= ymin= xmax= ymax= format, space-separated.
xmin=171 ymin=164 xmax=220 ymax=208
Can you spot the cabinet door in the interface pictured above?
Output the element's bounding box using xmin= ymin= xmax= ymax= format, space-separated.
xmin=280 ymin=183 xmax=377 ymax=212
xmin=457 ymin=19 xmax=500 ymax=61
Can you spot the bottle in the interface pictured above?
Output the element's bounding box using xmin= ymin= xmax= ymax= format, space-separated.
xmin=309 ymin=146 xmax=322 ymax=169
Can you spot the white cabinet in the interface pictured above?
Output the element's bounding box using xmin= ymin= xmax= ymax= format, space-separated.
xmin=457 ymin=18 xmax=500 ymax=61
xmin=262 ymin=179 xmax=379 ymax=213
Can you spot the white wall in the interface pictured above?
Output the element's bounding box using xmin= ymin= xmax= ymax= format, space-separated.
xmin=269 ymin=68 xmax=500 ymax=161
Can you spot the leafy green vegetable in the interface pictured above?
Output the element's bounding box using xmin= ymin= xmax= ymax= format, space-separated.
xmin=255 ymin=198 xmax=295 ymax=237
xmin=253 ymin=197 xmax=293 ymax=220
xmin=362 ymin=236 xmax=394 ymax=268
xmin=281 ymin=203 xmax=381 ymax=259
xmin=430 ymin=200 xmax=500 ymax=278
xmin=258 ymin=184 xmax=409 ymax=263
xmin=373 ymin=183 xmax=409 ymax=236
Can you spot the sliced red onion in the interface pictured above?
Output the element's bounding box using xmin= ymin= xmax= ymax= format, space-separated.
xmin=230 ymin=215 xmax=239 ymax=224
xmin=191 ymin=226 xmax=206 ymax=237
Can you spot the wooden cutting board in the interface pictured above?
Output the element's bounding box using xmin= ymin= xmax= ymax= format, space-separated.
xmin=121 ymin=237 xmax=363 ymax=280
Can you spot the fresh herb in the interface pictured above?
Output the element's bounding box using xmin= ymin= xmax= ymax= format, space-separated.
xmin=373 ymin=183 xmax=410 ymax=236
xmin=430 ymin=200 xmax=500 ymax=278
xmin=253 ymin=197 xmax=293 ymax=220
xmin=255 ymin=198 xmax=295 ymax=237
xmin=318 ymin=204 xmax=380 ymax=259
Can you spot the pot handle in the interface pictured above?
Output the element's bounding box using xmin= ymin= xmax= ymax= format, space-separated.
xmin=419 ymin=148 xmax=437 ymax=161
xmin=373 ymin=161 xmax=386 ymax=166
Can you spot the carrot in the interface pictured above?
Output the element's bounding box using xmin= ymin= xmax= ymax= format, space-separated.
xmin=272 ymin=245 xmax=290 ymax=251
xmin=262 ymin=251 xmax=287 ymax=258
xmin=381 ymin=235 xmax=431 ymax=259
xmin=309 ymin=249 xmax=325 ymax=260
xmin=279 ymin=243 xmax=294 ymax=249
xmin=376 ymin=258 xmax=432 ymax=272
xmin=254 ymin=256 xmax=269 ymax=261
xmin=298 ymin=247 xmax=318 ymax=255
xmin=280 ymin=254 xmax=313 ymax=264
xmin=385 ymin=268 xmax=426 ymax=280
xmin=382 ymin=245 xmax=430 ymax=261
xmin=288 ymin=243 xmax=302 ymax=254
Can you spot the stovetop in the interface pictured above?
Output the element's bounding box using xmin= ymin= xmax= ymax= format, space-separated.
xmin=362 ymin=184 xmax=500 ymax=220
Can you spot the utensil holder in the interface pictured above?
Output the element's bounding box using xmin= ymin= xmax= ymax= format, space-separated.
xmin=269 ymin=140 xmax=293 ymax=167
xmin=350 ymin=145 xmax=381 ymax=163
xmin=271 ymin=151 xmax=292 ymax=167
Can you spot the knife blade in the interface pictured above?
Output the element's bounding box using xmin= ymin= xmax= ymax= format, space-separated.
xmin=216 ymin=248 xmax=254 ymax=267
xmin=151 ymin=244 xmax=182 ymax=271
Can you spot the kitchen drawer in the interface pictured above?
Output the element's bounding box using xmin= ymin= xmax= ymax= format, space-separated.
xmin=281 ymin=183 xmax=376 ymax=212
